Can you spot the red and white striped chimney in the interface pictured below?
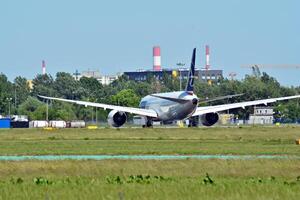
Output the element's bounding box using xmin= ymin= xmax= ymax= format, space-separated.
xmin=42 ymin=60 xmax=46 ymax=75
xmin=205 ymin=45 xmax=210 ymax=70
xmin=153 ymin=46 xmax=161 ymax=71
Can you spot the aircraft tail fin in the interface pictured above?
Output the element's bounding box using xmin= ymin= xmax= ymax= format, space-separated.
xmin=185 ymin=48 xmax=196 ymax=93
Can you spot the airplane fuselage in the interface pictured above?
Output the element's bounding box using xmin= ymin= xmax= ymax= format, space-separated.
xmin=139 ymin=91 xmax=199 ymax=122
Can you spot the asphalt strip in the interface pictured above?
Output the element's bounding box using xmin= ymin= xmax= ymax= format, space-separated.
xmin=0 ymin=155 xmax=300 ymax=161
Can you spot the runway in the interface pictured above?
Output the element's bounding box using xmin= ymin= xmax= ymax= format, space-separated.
xmin=0 ymin=154 xmax=300 ymax=161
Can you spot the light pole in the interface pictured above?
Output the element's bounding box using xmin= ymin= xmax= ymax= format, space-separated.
xmin=14 ymin=84 xmax=17 ymax=109
xmin=6 ymin=97 xmax=12 ymax=117
xmin=46 ymin=99 xmax=49 ymax=121
xmin=176 ymin=63 xmax=185 ymax=91
xmin=95 ymin=107 xmax=97 ymax=125
xmin=95 ymin=97 xmax=106 ymax=125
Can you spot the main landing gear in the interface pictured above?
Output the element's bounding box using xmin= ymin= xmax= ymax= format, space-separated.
xmin=188 ymin=116 xmax=199 ymax=127
xmin=143 ymin=118 xmax=153 ymax=128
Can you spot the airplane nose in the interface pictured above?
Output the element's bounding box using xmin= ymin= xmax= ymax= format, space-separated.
xmin=192 ymin=98 xmax=198 ymax=105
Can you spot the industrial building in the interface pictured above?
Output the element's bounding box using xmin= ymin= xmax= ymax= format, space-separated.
xmin=124 ymin=45 xmax=223 ymax=83
xmin=124 ymin=68 xmax=223 ymax=82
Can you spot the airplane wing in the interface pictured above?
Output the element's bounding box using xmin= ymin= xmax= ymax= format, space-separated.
xmin=192 ymin=95 xmax=300 ymax=116
xmin=38 ymin=95 xmax=158 ymax=118
xmin=198 ymin=93 xmax=244 ymax=104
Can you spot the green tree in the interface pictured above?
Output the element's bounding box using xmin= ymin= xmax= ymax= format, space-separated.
xmin=161 ymin=72 xmax=179 ymax=92
xmin=48 ymin=102 xmax=77 ymax=121
xmin=79 ymin=76 xmax=103 ymax=99
xmin=111 ymin=89 xmax=140 ymax=107
xmin=14 ymin=76 xmax=30 ymax=108
xmin=54 ymin=72 xmax=80 ymax=99
xmin=0 ymin=74 xmax=13 ymax=115
xmin=31 ymin=74 xmax=56 ymax=97
xmin=133 ymin=82 xmax=152 ymax=97
xmin=17 ymin=96 xmax=46 ymax=120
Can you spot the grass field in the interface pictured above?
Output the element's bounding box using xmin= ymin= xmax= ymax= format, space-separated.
xmin=0 ymin=126 xmax=300 ymax=199
xmin=0 ymin=159 xmax=300 ymax=199
xmin=0 ymin=126 xmax=299 ymax=155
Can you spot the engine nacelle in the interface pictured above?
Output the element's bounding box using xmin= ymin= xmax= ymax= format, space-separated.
xmin=107 ymin=110 xmax=127 ymax=127
xmin=200 ymin=113 xmax=219 ymax=126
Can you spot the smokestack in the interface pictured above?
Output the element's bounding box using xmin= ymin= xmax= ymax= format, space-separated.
xmin=153 ymin=46 xmax=161 ymax=71
xmin=42 ymin=60 xmax=46 ymax=75
xmin=205 ymin=45 xmax=210 ymax=70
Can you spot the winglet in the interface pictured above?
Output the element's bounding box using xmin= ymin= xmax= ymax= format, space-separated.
xmin=185 ymin=48 xmax=196 ymax=93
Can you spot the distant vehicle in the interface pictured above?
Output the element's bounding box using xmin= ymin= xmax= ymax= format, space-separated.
xmin=49 ymin=121 xmax=66 ymax=128
xmin=30 ymin=120 xmax=48 ymax=128
xmin=69 ymin=121 xmax=86 ymax=128
xmin=10 ymin=115 xmax=28 ymax=122
xmin=39 ymin=48 xmax=300 ymax=127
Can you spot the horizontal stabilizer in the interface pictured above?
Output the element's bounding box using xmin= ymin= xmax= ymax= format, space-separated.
xmin=150 ymin=94 xmax=190 ymax=104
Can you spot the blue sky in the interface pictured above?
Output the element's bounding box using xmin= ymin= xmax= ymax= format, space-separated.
xmin=0 ymin=0 xmax=299 ymax=85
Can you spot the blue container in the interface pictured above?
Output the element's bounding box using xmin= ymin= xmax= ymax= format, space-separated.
xmin=0 ymin=118 xmax=11 ymax=128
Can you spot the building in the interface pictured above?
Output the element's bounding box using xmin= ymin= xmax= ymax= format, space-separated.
xmin=97 ymin=75 xmax=119 ymax=85
xmin=27 ymin=80 xmax=34 ymax=90
xmin=247 ymin=106 xmax=274 ymax=125
xmin=73 ymin=70 xmax=119 ymax=85
xmin=73 ymin=69 xmax=101 ymax=81
xmin=124 ymin=68 xmax=223 ymax=83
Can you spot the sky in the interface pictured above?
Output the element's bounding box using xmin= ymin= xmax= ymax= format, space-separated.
xmin=0 ymin=0 xmax=300 ymax=86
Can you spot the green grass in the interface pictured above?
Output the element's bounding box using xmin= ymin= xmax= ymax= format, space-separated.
xmin=0 ymin=159 xmax=300 ymax=199
xmin=0 ymin=126 xmax=300 ymax=199
xmin=0 ymin=126 xmax=299 ymax=155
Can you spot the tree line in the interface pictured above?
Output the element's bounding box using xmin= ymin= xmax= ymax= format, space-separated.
xmin=0 ymin=71 xmax=299 ymax=123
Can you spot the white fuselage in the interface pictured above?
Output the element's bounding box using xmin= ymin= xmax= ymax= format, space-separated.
xmin=139 ymin=91 xmax=199 ymax=122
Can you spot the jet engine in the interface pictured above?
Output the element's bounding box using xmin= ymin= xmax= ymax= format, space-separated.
xmin=200 ymin=113 xmax=219 ymax=126
xmin=107 ymin=110 xmax=127 ymax=127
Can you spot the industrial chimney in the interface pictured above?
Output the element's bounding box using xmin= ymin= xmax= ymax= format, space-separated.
xmin=153 ymin=46 xmax=161 ymax=71
xmin=205 ymin=45 xmax=210 ymax=70
xmin=42 ymin=60 xmax=46 ymax=75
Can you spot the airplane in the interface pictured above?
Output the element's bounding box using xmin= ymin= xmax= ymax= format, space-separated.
xmin=38 ymin=48 xmax=300 ymax=127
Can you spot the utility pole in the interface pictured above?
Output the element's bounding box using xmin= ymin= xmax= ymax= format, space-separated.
xmin=179 ymin=70 xmax=182 ymax=91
